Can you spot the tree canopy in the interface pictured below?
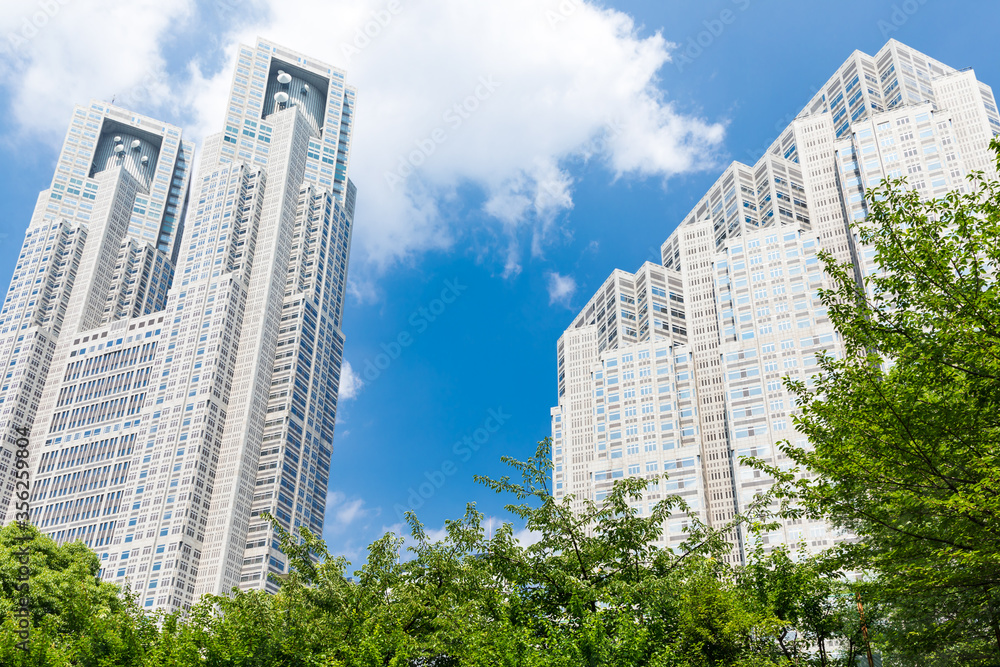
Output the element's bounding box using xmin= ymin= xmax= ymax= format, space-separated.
xmin=0 ymin=441 xmax=868 ymax=666
xmin=0 ymin=522 xmax=158 ymax=666
xmin=766 ymin=139 xmax=1000 ymax=665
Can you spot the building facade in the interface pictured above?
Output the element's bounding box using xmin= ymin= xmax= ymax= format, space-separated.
xmin=550 ymin=39 xmax=1000 ymax=562
xmin=5 ymin=38 xmax=357 ymax=613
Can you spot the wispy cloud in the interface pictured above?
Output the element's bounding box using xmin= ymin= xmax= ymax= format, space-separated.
xmin=321 ymin=491 xmax=381 ymax=561
xmin=546 ymin=271 xmax=577 ymax=306
xmin=0 ymin=0 xmax=725 ymax=282
xmin=338 ymin=361 xmax=363 ymax=401
xmin=0 ymin=0 xmax=195 ymax=144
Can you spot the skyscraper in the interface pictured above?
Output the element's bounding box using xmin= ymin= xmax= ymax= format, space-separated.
xmin=550 ymin=39 xmax=1000 ymax=562
xmin=0 ymin=102 xmax=193 ymax=528
xmin=6 ymin=38 xmax=357 ymax=613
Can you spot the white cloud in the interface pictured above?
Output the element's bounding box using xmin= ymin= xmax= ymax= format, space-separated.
xmin=324 ymin=490 xmax=377 ymax=533
xmin=335 ymin=497 xmax=366 ymax=527
xmin=422 ymin=525 xmax=450 ymax=543
xmin=320 ymin=491 xmax=379 ymax=561
xmin=546 ymin=271 xmax=577 ymax=306
xmin=0 ymin=0 xmax=726 ymax=280
xmin=0 ymin=0 xmax=195 ymax=144
xmin=512 ymin=525 xmax=543 ymax=548
xmin=338 ymin=360 xmax=363 ymax=401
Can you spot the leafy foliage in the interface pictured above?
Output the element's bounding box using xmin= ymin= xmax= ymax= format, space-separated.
xmin=0 ymin=440 xmax=871 ymax=666
xmin=0 ymin=522 xmax=158 ymax=666
xmin=767 ymin=140 xmax=1000 ymax=665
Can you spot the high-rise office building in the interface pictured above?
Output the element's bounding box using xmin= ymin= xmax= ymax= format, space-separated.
xmin=4 ymin=38 xmax=357 ymax=613
xmin=550 ymin=39 xmax=1000 ymax=562
xmin=0 ymin=102 xmax=193 ymax=528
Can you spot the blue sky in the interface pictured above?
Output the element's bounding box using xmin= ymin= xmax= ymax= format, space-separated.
xmin=1 ymin=0 xmax=998 ymax=559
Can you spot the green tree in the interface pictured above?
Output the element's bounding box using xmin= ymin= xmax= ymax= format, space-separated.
xmin=474 ymin=438 xmax=789 ymax=666
xmin=154 ymin=438 xmax=797 ymax=666
xmin=152 ymin=522 xmax=419 ymax=666
xmin=737 ymin=544 xmax=879 ymax=666
xmin=2 ymin=437 xmax=882 ymax=666
xmin=0 ymin=523 xmax=157 ymax=667
xmin=771 ymin=140 xmax=1000 ymax=665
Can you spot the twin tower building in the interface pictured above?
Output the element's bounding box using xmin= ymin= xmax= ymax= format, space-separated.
xmin=550 ymin=39 xmax=1000 ymax=563
xmin=2 ymin=35 xmax=998 ymax=612
xmin=0 ymin=39 xmax=356 ymax=612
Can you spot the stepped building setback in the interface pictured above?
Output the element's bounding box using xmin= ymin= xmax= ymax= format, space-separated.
xmin=0 ymin=38 xmax=357 ymax=612
xmin=550 ymin=39 xmax=1000 ymax=562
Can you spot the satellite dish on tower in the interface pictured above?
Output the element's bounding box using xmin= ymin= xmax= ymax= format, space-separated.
xmin=114 ymin=144 xmax=125 ymax=154
xmin=277 ymin=71 xmax=292 ymax=84
xmin=274 ymin=92 xmax=289 ymax=105
xmin=131 ymin=139 xmax=141 ymax=150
